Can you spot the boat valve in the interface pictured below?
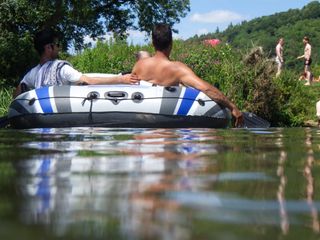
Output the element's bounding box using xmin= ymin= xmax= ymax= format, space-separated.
xmin=82 ymin=91 xmax=99 ymax=105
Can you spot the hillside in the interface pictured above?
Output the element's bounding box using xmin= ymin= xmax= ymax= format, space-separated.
xmin=188 ymin=1 xmax=320 ymax=72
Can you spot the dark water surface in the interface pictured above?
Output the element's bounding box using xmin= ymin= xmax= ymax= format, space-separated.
xmin=0 ymin=127 xmax=320 ymax=239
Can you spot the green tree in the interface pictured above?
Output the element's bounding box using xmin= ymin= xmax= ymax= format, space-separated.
xmin=0 ymin=0 xmax=190 ymax=85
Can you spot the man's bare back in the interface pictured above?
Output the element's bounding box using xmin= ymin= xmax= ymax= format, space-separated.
xmin=133 ymin=52 xmax=212 ymax=88
xmin=133 ymin=53 xmax=182 ymax=86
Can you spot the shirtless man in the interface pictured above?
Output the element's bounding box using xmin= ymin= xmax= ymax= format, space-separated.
xmin=297 ymin=36 xmax=312 ymax=85
xmin=275 ymin=38 xmax=284 ymax=77
xmin=132 ymin=24 xmax=243 ymax=127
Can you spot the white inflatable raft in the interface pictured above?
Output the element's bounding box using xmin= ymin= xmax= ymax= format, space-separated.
xmin=8 ymin=82 xmax=231 ymax=129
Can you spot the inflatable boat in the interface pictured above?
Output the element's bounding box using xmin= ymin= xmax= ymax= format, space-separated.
xmin=8 ymin=82 xmax=231 ymax=129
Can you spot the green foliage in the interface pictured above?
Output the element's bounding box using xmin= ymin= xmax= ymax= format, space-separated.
xmin=0 ymin=30 xmax=38 ymax=86
xmin=0 ymin=87 xmax=13 ymax=116
xmin=271 ymin=71 xmax=318 ymax=126
xmin=133 ymin=0 xmax=190 ymax=34
xmin=70 ymin=40 xmax=154 ymax=74
xmin=0 ymin=0 xmax=190 ymax=85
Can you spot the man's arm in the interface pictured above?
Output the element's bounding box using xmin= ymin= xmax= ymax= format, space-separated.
xmin=60 ymin=64 xmax=140 ymax=85
xmin=13 ymin=74 xmax=140 ymax=98
xmin=176 ymin=64 xmax=243 ymax=127
xmin=13 ymin=84 xmax=22 ymax=98
xmin=78 ymin=73 xmax=140 ymax=85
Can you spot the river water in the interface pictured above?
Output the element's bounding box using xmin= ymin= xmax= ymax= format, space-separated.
xmin=0 ymin=127 xmax=320 ymax=239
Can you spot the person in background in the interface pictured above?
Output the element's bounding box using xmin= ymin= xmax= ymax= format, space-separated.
xmin=135 ymin=50 xmax=151 ymax=61
xmin=275 ymin=38 xmax=284 ymax=77
xmin=316 ymin=100 xmax=320 ymax=127
xmin=14 ymin=28 xmax=139 ymax=97
xmin=132 ymin=24 xmax=243 ymax=127
xmin=297 ymin=36 xmax=312 ymax=85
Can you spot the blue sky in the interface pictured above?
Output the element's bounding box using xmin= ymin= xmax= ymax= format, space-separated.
xmin=126 ymin=0 xmax=315 ymax=44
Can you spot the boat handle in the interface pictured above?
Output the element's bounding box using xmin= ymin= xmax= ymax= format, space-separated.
xmin=105 ymin=91 xmax=128 ymax=99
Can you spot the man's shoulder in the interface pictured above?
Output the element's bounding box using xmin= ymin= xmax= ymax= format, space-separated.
xmin=21 ymin=64 xmax=40 ymax=84
xmin=135 ymin=57 xmax=171 ymax=71
xmin=172 ymin=61 xmax=187 ymax=66
xmin=133 ymin=58 xmax=153 ymax=72
xmin=171 ymin=61 xmax=192 ymax=73
xmin=25 ymin=64 xmax=41 ymax=76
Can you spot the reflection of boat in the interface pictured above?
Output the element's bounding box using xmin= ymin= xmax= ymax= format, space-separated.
xmin=8 ymin=82 xmax=230 ymax=129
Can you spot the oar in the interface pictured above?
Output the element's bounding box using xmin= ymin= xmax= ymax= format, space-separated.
xmin=242 ymin=112 xmax=270 ymax=128
xmin=0 ymin=115 xmax=9 ymax=128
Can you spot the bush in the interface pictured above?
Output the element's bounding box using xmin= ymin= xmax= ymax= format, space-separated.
xmin=0 ymin=31 xmax=38 ymax=86
xmin=0 ymin=87 xmax=14 ymax=116
xmin=273 ymin=71 xmax=320 ymax=126
xmin=70 ymin=40 xmax=154 ymax=74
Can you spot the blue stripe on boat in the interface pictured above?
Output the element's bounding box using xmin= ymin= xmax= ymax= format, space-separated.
xmin=36 ymin=87 xmax=53 ymax=113
xmin=177 ymin=88 xmax=200 ymax=115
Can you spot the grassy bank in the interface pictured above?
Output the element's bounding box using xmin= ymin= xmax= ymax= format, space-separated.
xmin=0 ymin=87 xmax=13 ymax=116
xmin=1 ymin=40 xmax=319 ymax=127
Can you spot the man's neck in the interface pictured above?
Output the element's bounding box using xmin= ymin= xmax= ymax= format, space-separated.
xmin=154 ymin=50 xmax=170 ymax=59
xmin=39 ymin=56 xmax=54 ymax=65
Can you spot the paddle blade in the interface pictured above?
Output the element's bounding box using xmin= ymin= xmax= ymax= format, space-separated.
xmin=242 ymin=112 xmax=270 ymax=128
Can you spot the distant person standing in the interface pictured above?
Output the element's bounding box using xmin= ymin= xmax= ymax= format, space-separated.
xmin=275 ymin=38 xmax=284 ymax=77
xmin=316 ymin=100 xmax=320 ymax=127
xmin=135 ymin=50 xmax=151 ymax=61
xmin=297 ymin=36 xmax=312 ymax=85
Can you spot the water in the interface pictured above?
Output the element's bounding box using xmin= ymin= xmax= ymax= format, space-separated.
xmin=0 ymin=127 xmax=320 ymax=240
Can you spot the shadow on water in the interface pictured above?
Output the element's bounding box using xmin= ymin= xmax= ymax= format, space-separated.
xmin=0 ymin=127 xmax=320 ymax=239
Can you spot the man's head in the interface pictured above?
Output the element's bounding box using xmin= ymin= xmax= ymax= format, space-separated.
xmin=34 ymin=28 xmax=60 ymax=56
xmin=278 ymin=38 xmax=284 ymax=45
xmin=152 ymin=24 xmax=172 ymax=52
xmin=303 ymin=36 xmax=310 ymax=44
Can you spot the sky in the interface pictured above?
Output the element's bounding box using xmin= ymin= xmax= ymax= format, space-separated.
xmin=126 ymin=0 xmax=316 ymax=45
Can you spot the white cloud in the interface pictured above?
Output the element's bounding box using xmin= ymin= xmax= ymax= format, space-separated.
xmin=127 ymin=30 xmax=146 ymax=38
xmin=173 ymin=32 xmax=182 ymax=40
xmin=197 ymin=28 xmax=209 ymax=35
xmin=83 ymin=33 xmax=113 ymax=45
xmin=127 ymin=30 xmax=150 ymax=45
xmin=190 ymin=10 xmax=246 ymax=23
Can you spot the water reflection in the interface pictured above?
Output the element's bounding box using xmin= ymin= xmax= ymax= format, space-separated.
xmin=4 ymin=127 xmax=320 ymax=239
xmin=277 ymin=150 xmax=289 ymax=234
xmin=15 ymin=128 xmax=219 ymax=239
xmin=304 ymin=128 xmax=320 ymax=233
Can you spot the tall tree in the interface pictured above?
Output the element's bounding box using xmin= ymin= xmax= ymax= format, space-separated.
xmin=0 ymin=0 xmax=190 ymax=84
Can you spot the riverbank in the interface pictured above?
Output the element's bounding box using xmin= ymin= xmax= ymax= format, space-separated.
xmin=1 ymin=41 xmax=320 ymax=127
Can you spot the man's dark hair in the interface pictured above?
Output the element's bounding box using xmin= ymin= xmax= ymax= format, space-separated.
xmin=34 ymin=28 xmax=59 ymax=55
xmin=152 ymin=24 xmax=172 ymax=51
xmin=303 ymin=36 xmax=310 ymax=42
